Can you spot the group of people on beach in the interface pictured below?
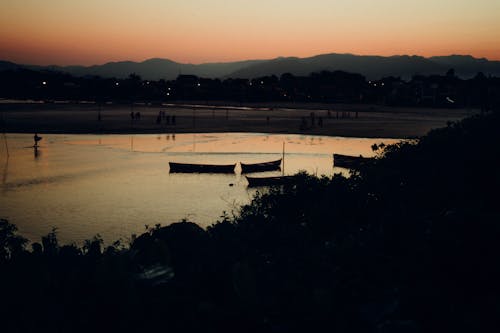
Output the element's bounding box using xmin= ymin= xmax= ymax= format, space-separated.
xmin=156 ymin=110 xmax=176 ymax=125
xmin=130 ymin=111 xmax=141 ymax=120
xmin=298 ymin=110 xmax=360 ymax=130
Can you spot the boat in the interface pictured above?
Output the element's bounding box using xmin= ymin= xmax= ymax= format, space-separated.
xmin=333 ymin=153 xmax=373 ymax=169
xmin=169 ymin=162 xmax=236 ymax=173
xmin=246 ymin=175 xmax=296 ymax=187
xmin=240 ymin=158 xmax=282 ymax=174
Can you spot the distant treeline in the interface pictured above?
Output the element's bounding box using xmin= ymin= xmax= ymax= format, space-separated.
xmin=1 ymin=111 xmax=499 ymax=332
xmin=1 ymin=67 xmax=499 ymax=110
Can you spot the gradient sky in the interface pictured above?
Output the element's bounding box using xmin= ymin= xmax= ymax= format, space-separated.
xmin=1 ymin=0 xmax=499 ymax=66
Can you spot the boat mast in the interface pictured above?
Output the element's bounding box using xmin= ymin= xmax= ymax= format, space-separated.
xmin=2 ymin=133 xmax=8 ymax=158
xmin=1 ymin=111 xmax=9 ymax=157
xmin=282 ymin=141 xmax=285 ymax=176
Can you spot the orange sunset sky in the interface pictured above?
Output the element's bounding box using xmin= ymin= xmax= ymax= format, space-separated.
xmin=1 ymin=0 xmax=499 ymax=66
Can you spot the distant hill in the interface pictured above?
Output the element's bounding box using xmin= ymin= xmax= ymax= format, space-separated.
xmin=26 ymin=58 xmax=267 ymax=80
xmin=0 ymin=60 xmax=20 ymax=71
xmin=227 ymin=54 xmax=500 ymax=80
xmin=428 ymin=55 xmax=500 ymax=78
xmin=3 ymin=54 xmax=500 ymax=80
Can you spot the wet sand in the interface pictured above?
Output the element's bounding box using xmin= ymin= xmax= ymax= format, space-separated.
xmin=0 ymin=102 xmax=477 ymax=138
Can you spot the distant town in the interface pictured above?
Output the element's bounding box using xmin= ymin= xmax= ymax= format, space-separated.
xmin=1 ymin=66 xmax=499 ymax=111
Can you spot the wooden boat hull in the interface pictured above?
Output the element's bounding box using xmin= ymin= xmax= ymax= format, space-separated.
xmin=169 ymin=162 xmax=236 ymax=173
xmin=246 ymin=175 xmax=295 ymax=187
xmin=240 ymin=158 xmax=282 ymax=174
xmin=333 ymin=154 xmax=372 ymax=169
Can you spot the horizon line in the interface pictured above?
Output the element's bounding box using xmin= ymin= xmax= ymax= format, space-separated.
xmin=3 ymin=52 xmax=498 ymax=68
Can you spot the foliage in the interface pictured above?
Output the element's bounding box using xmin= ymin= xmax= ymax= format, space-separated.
xmin=0 ymin=219 xmax=27 ymax=261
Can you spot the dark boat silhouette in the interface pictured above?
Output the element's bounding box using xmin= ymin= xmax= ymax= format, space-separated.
xmin=240 ymin=158 xmax=282 ymax=174
xmin=333 ymin=153 xmax=373 ymax=169
xmin=246 ymin=175 xmax=295 ymax=187
xmin=169 ymin=162 xmax=236 ymax=173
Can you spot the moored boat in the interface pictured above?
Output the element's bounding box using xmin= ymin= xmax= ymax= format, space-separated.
xmin=246 ymin=175 xmax=295 ymax=187
xmin=333 ymin=153 xmax=373 ymax=169
xmin=169 ymin=162 xmax=236 ymax=173
xmin=240 ymin=158 xmax=282 ymax=174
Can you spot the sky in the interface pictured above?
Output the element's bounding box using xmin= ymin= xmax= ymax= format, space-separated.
xmin=1 ymin=0 xmax=499 ymax=66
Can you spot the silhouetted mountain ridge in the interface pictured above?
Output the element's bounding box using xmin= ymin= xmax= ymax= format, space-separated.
xmin=21 ymin=58 xmax=268 ymax=80
xmin=3 ymin=54 xmax=500 ymax=80
xmin=0 ymin=60 xmax=20 ymax=71
xmin=429 ymin=55 xmax=498 ymax=77
xmin=227 ymin=54 xmax=484 ymax=79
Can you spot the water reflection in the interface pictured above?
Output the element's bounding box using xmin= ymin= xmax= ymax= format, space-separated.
xmin=34 ymin=146 xmax=40 ymax=159
xmin=0 ymin=133 xmax=401 ymax=244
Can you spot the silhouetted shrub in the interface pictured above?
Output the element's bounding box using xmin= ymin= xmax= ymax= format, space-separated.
xmin=0 ymin=219 xmax=27 ymax=261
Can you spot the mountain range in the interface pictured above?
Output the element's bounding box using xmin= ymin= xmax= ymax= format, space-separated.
xmin=2 ymin=53 xmax=500 ymax=80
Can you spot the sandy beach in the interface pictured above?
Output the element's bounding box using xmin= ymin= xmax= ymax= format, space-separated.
xmin=0 ymin=101 xmax=477 ymax=138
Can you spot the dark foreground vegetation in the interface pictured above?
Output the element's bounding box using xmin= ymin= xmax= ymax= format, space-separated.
xmin=1 ymin=112 xmax=500 ymax=332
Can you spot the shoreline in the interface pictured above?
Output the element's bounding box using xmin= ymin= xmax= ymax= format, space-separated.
xmin=0 ymin=102 xmax=478 ymax=138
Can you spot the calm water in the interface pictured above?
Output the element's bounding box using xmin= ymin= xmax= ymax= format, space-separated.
xmin=0 ymin=133 xmax=400 ymax=244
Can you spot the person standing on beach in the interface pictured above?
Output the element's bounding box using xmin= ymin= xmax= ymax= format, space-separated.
xmin=34 ymin=133 xmax=42 ymax=146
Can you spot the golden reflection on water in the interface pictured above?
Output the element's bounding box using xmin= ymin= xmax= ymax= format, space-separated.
xmin=0 ymin=133 xmax=401 ymax=244
xmin=68 ymin=132 xmax=392 ymax=155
